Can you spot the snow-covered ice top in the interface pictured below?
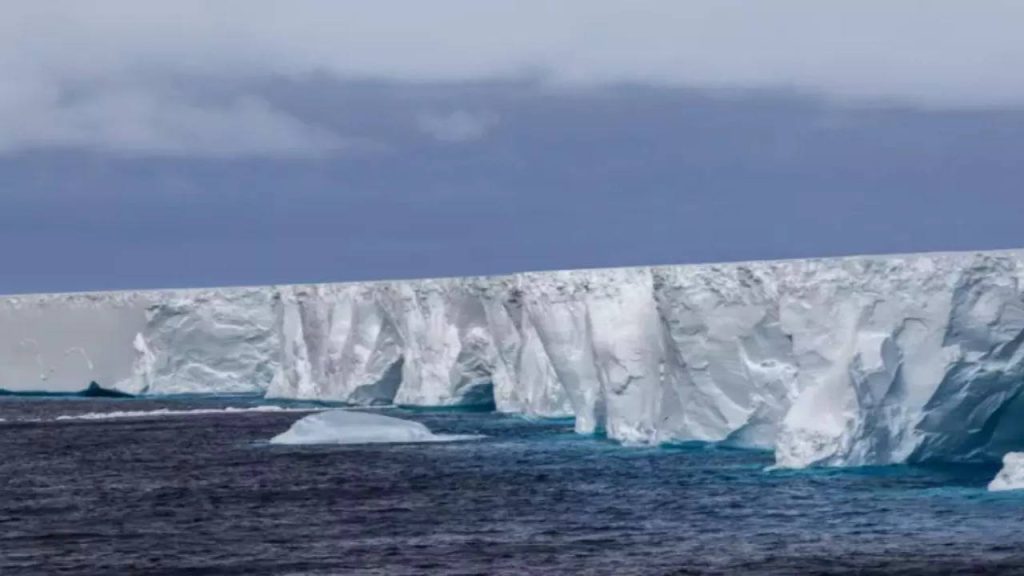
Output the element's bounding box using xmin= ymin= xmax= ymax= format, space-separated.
xmin=3 ymin=248 xmax=1024 ymax=468
xmin=269 ymin=410 xmax=481 ymax=445
xmin=989 ymin=453 xmax=1024 ymax=492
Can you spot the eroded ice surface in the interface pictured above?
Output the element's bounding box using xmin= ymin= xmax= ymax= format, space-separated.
xmin=4 ymin=249 xmax=1024 ymax=468
xmin=988 ymin=452 xmax=1024 ymax=492
xmin=269 ymin=410 xmax=481 ymax=445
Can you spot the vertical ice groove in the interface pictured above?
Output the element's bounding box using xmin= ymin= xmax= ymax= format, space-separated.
xmin=522 ymin=271 xmax=605 ymax=434
xmin=383 ymin=278 xmax=497 ymax=407
xmin=482 ymin=294 xmax=572 ymax=418
xmin=4 ymin=249 xmax=1024 ymax=468
xmin=583 ymin=268 xmax=664 ymax=444
xmin=268 ymin=284 xmax=404 ymax=404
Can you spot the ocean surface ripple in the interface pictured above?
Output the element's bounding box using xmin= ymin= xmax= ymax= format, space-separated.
xmin=2 ymin=398 xmax=1024 ymax=575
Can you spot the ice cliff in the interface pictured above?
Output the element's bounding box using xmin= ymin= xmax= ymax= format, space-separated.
xmin=3 ymin=249 xmax=1024 ymax=469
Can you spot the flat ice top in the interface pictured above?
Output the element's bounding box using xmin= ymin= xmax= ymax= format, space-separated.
xmin=988 ymin=453 xmax=1024 ymax=492
xmin=269 ymin=410 xmax=482 ymax=445
xmin=3 ymin=246 xmax=1021 ymax=302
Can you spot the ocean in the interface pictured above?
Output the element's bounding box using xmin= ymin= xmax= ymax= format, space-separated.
xmin=2 ymin=397 xmax=1023 ymax=575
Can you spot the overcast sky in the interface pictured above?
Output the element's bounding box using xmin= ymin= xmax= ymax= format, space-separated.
xmin=2 ymin=2 xmax=1023 ymax=293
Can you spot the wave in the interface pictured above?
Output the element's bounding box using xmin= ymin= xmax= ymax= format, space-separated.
xmin=51 ymin=405 xmax=321 ymax=422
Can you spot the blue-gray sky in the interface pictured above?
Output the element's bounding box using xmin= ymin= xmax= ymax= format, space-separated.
xmin=2 ymin=2 xmax=1023 ymax=294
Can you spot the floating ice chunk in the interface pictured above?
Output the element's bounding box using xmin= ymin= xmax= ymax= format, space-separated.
xmin=269 ymin=410 xmax=482 ymax=445
xmin=989 ymin=452 xmax=1024 ymax=492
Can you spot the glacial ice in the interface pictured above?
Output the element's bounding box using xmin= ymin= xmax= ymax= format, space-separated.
xmin=269 ymin=410 xmax=481 ymax=445
xmin=989 ymin=452 xmax=1024 ymax=492
xmin=3 ymin=249 xmax=1024 ymax=468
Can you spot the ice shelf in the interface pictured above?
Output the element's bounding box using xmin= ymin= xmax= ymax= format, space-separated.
xmin=4 ymin=249 xmax=1024 ymax=468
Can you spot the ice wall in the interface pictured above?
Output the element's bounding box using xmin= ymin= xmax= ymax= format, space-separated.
xmin=3 ymin=249 xmax=1024 ymax=468
xmin=0 ymin=288 xmax=277 ymax=395
xmin=0 ymin=291 xmax=148 ymax=393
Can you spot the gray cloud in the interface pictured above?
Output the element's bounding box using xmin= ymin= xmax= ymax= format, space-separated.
xmin=416 ymin=111 xmax=498 ymax=143
xmin=3 ymin=82 xmax=1024 ymax=294
xmin=0 ymin=84 xmax=347 ymax=158
xmin=3 ymin=1 xmax=1024 ymax=156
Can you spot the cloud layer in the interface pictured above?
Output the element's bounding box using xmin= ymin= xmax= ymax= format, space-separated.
xmin=3 ymin=1 xmax=1024 ymax=156
xmin=417 ymin=111 xmax=498 ymax=143
xmin=0 ymin=86 xmax=346 ymax=157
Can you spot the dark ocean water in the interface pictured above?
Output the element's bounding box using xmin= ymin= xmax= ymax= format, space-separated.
xmin=2 ymin=397 xmax=1024 ymax=576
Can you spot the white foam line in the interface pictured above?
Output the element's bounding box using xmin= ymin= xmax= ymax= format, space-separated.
xmin=52 ymin=405 xmax=322 ymax=422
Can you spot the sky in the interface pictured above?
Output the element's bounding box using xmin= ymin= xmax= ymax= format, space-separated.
xmin=2 ymin=2 xmax=1023 ymax=294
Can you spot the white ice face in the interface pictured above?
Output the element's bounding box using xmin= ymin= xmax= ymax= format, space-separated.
xmin=0 ymin=287 xmax=277 ymax=396
xmin=4 ymin=248 xmax=1024 ymax=468
xmin=989 ymin=453 xmax=1024 ymax=492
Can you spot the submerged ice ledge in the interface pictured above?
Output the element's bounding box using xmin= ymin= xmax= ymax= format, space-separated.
xmin=989 ymin=453 xmax=1024 ymax=492
xmin=3 ymin=249 xmax=1024 ymax=469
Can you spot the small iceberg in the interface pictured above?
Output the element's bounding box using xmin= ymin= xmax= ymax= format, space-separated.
xmin=270 ymin=410 xmax=483 ymax=446
xmin=77 ymin=381 xmax=134 ymax=398
xmin=989 ymin=452 xmax=1024 ymax=492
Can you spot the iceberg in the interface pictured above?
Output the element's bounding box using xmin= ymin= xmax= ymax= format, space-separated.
xmin=269 ymin=410 xmax=481 ymax=445
xmin=989 ymin=452 xmax=1024 ymax=492
xmin=4 ymin=248 xmax=1024 ymax=468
